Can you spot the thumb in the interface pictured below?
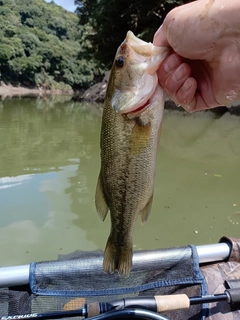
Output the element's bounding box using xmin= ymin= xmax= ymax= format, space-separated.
xmin=153 ymin=25 xmax=169 ymax=47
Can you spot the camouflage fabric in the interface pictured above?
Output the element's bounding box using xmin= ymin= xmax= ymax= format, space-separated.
xmin=201 ymin=236 xmax=240 ymax=319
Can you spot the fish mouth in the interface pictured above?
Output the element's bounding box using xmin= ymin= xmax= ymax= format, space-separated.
xmin=126 ymin=31 xmax=149 ymax=48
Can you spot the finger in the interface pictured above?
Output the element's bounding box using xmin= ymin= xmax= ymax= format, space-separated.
xmin=163 ymin=70 xmax=210 ymax=113
xmin=157 ymin=53 xmax=183 ymax=88
xmin=165 ymin=63 xmax=191 ymax=97
xmin=177 ymin=80 xmax=215 ymax=113
xmin=187 ymin=60 xmax=220 ymax=111
xmin=182 ymin=91 xmax=210 ymax=113
xmin=161 ymin=58 xmax=221 ymax=112
xmin=173 ymin=77 xmax=213 ymax=113
xmin=175 ymin=78 xmax=197 ymax=109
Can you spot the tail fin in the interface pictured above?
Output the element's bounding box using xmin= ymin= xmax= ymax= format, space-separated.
xmin=103 ymin=236 xmax=133 ymax=277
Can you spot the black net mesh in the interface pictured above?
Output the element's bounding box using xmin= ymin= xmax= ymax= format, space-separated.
xmin=0 ymin=245 xmax=207 ymax=320
xmin=0 ymin=287 xmax=32 ymax=316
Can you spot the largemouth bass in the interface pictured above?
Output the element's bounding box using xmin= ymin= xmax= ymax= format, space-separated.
xmin=95 ymin=31 xmax=169 ymax=276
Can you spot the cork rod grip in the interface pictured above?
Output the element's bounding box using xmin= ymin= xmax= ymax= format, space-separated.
xmin=155 ymin=294 xmax=190 ymax=312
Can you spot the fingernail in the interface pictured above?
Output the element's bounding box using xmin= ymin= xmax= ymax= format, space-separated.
xmin=174 ymin=64 xmax=188 ymax=82
xmin=182 ymin=78 xmax=192 ymax=91
xmin=164 ymin=54 xmax=179 ymax=72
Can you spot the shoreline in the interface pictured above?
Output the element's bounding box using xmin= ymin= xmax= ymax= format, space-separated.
xmin=0 ymin=83 xmax=74 ymax=98
xmin=2 ymin=82 xmax=240 ymax=116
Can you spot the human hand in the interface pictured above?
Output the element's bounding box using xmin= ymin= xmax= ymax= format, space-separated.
xmin=153 ymin=0 xmax=240 ymax=112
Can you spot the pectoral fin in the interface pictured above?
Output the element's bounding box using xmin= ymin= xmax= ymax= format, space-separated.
xmin=95 ymin=176 xmax=108 ymax=221
xmin=140 ymin=194 xmax=153 ymax=224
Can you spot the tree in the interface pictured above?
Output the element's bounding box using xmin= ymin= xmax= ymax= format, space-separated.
xmin=0 ymin=0 xmax=99 ymax=89
xmin=75 ymin=0 xmax=192 ymax=68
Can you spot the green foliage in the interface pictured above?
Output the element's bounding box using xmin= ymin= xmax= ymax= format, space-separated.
xmin=0 ymin=0 xmax=99 ymax=88
xmin=0 ymin=44 xmax=13 ymax=61
xmin=0 ymin=0 xmax=193 ymax=89
xmin=75 ymin=0 xmax=192 ymax=68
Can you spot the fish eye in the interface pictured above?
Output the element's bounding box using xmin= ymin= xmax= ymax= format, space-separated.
xmin=115 ymin=56 xmax=125 ymax=68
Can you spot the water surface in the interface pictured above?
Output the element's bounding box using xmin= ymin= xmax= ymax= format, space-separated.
xmin=0 ymin=97 xmax=239 ymax=267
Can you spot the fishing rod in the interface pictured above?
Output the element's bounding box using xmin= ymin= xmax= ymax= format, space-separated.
xmin=1 ymin=288 xmax=239 ymax=320
xmin=0 ymin=242 xmax=231 ymax=288
xmin=0 ymin=309 xmax=170 ymax=320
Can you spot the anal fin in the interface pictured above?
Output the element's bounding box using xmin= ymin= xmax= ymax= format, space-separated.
xmin=140 ymin=194 xmax=153 ymax=224
xmin=95 ymin=175 xmax=108 ymax=221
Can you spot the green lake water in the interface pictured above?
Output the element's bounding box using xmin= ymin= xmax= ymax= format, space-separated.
xmin=0 ymin=96 xmax=240 ymax=267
